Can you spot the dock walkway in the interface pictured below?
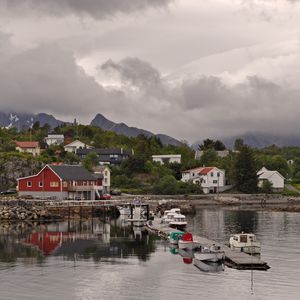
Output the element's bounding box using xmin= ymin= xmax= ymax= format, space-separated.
xmin=147 ymin=219 xmax=270 ymax=270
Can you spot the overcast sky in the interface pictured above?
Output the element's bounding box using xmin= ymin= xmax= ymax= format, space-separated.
xmin=1 ymin=0 xmax=300 ymax=142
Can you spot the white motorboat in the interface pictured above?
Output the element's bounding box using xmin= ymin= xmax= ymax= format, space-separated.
xmin=169 ymin=213 xmax=187 ymax=230
xmin=170 ymin=208 xmax=181 ymax=214
xmin=229 ymin=233 xmax=261 ymax=254
xmin=178 ymin=233 xmax=200 ymax=250
xmin=162 ymin=208 xmax=181 ymax=224
xmin=194 ymin=259 xmax=225 ymax=273
xmin=162 ymin=212 xmax=177 ymax=225
xmin=194 ymin=244 xmax=225 ymax=263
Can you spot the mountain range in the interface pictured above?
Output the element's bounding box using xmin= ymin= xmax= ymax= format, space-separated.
xmin=193 ymin=133 xmax=300 ymax=150
xmin=2 ymin=111 xmax=300 ymax=148
xmin=0 ymin=111 xmax=182 ymax=146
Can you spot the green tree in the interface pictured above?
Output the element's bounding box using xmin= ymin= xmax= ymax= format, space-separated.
xmin=234 ymin=145 xmax=258 ymax=193
xmin=234 ymin=138 xmax=244 ymax=151
xmin=152 ymin=175 xmax=178 ymax=194
xmin=198 ymin=139 xmax=226 ymax=151
xmin=120 ymin=156 xmax=147 ymax=175
xmin=82 ymin=152 xmax=98 ymax=172
xmin=260 ymin=180 xmax=273 ymax=194
xmin=199 ymin=149 xmax=218 ymax=166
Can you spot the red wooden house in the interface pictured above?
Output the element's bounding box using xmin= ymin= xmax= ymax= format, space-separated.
xmin=17 ymin=164 xmax=103 ymax=200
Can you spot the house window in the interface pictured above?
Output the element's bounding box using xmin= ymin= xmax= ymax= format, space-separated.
xmin=213 ymin=180 xmax=218 ymax=184
xmin=211 ymin=172 xmax=214 ymax=177
xmin=50 ymin=181 xmax=59 ymax=187
xmin=104 ymin=178 xmax=107 ymax=184
xmin=27 ymin=181 xmax=32 ymax=187
xmin=38 ymin=181 xmax=43 ymax=187
xmin=217 ymin=172 xmax=220 ymax=177
xmin=63 ymin=182 xmax=68 ymax=187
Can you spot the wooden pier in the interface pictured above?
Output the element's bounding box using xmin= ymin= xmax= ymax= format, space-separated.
xmin=147 ymin=219 xmax=270 ymax=271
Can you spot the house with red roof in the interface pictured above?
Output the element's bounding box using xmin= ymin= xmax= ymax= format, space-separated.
xmin=15 ymin=141 xmax=41 ymax=156
xmin=17 ymin=164 xmax=103 ymax=200
xmin=181 ymin=166 xmax=226 ymax=194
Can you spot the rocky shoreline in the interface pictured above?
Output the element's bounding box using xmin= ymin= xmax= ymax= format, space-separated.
xmin=1 ymin=194 xmax=300 ymax=222
xmin=0 ymin=202 xmax=62 ymax=221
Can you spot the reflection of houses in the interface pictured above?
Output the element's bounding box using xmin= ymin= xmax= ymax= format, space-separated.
xmin=152 ymin=154 xmax=181 ymax=165
xmin=44 ymin=134 xmax=64 ymax=146
xmin=181 ymin=166 xmax=226 ymax=194
xmin=257 ymin=167 xmax=285 ymax=191
xmin=76 ymin=148 xmax=133 ymax=165
xmin=64 ymin=140 xmax=92 ymax=153
xmin=17 ymin=164 xmax=103 ymax=200
xmin=24 ymin=230 xmax=111 ymax=256
xmin=15 ymin=141 xmax=41 ymax=156
xmin=25 ymin=232 xmax=64 ymax=256
xmin=94 ymin=165 xmax=110 ymax=193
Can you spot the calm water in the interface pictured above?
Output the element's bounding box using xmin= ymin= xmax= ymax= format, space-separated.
xmin=0 ymin=207 xmax=300 ymax=300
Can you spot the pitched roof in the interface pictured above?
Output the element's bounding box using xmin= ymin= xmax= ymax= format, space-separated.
xmin=49 ymin=165 xmax=97 ymax=181
xmin=182 ymin=167 xmax=204 ymax=173
xmin=258 ymin=170 xmax=285 ymax=180
xmin=15 ymin=141 xmax=39 ymax=148
xmin=94 ymin=165 xmax=110 ymax=173
xmin=65 ymin=140 xmax=87 ymax=147
xmin=199 ymin=167 xmax=215 ymax=175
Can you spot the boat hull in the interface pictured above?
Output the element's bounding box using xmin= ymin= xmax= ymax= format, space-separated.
xmin=194 ymin=251 xmax=224 ymax=263
xmin=178 ymin=240 xmax=200 ymax=250
xmin=230 ymin=245 xmax=261 ymax=254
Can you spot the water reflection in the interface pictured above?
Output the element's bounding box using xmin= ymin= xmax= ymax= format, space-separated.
xmin=1 ymin=208 xmax=300 ymax=300
xmin=0 ymin=217 xmax=158 ymax=264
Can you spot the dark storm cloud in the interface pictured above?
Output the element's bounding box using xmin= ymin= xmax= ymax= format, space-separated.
xmin=0 ymin=37 xmax=300 ymax=140
xmin=4 ymin=0 xmax=172 ymax=19
xmin=101 ymin=57 xmax=161 ymax=90
xmin=0 ymin=43 xmax=125 ymax=116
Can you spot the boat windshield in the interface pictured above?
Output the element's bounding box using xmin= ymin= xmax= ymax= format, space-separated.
xmin=240 ymin=235 xmax=248 ymax=243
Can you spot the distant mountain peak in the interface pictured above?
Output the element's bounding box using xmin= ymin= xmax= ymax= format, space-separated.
xmin=91 ymin=114 xmax=182 ymax=146
xmin=0 ymin=111 xmax=64 ymax=131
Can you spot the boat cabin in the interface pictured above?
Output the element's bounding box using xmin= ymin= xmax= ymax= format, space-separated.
xmin=232 ymin=233 xmax=257 ymax=244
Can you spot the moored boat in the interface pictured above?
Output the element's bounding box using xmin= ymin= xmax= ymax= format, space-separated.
xmin=168 ymin=231 xmax=184 ymax=245
xmin=194 ymin=244 xmax=225 ymax=263
xmin=229 ymin=233 xmax=261 ymax=254
xmin=178 ymin=233 xmax=200 ymax=250
xmin=169 ymin=213 xmax=187 ymax=231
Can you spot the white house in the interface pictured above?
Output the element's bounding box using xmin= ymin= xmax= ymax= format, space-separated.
xmin=15 ymin=141 xmax=41 ymax=156
xmin=64 ymin=140 xmax=92 ymax=153
xmin=181 ymin=167 xmax=204 ymax=182
xmin=181 ymin=166 xmax=226 ymax=194
xmin=257 ymin=167 xmax=285 ymax=191
xmin=45 ymin=134 xmax=64 ymax=146
xmin=152 ymin=154 xmax=181 ymax=165
xmin=94 ymin=165 xmax=111 ymax=193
